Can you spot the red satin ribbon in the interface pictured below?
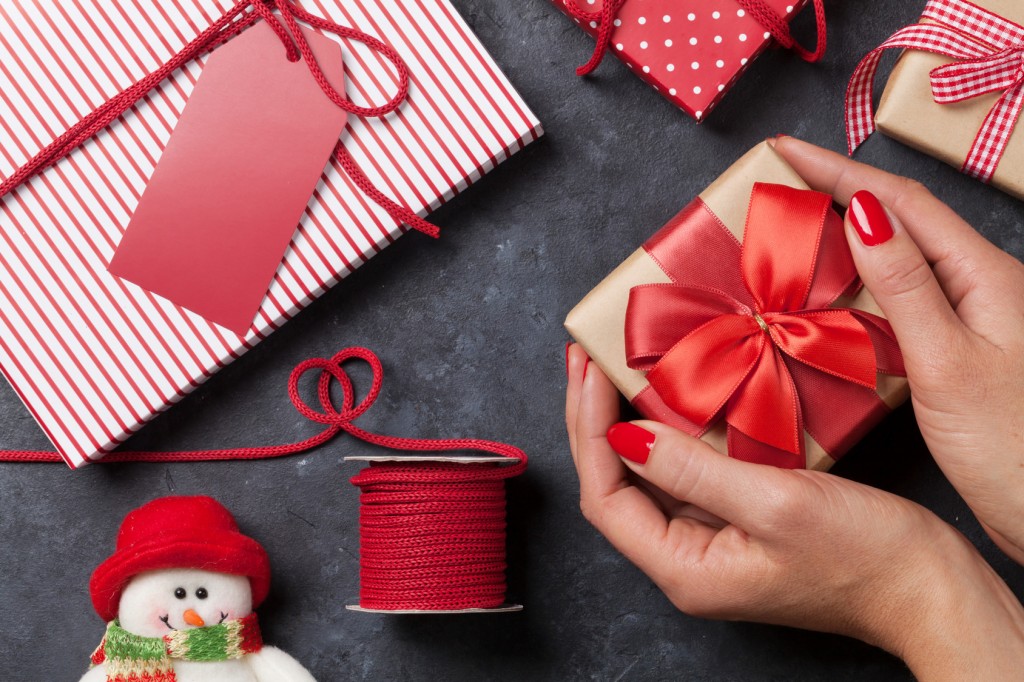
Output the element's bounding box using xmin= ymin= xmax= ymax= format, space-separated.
xmin=625 ymin=183 xmax=905 ymax=468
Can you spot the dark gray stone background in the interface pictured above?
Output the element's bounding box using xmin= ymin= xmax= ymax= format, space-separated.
xmin=2 ymin=1 xmax=1023 ymax=680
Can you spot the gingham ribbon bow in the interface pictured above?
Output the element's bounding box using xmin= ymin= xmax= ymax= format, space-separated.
xmin=846 ymin=0 xmax=1024 ymax=183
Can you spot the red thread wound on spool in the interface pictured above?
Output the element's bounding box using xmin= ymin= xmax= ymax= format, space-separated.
xmin=351 ymin=460 xmax=522 ymax=611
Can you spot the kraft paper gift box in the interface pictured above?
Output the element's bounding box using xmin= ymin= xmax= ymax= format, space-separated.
xmin=0 ymin=0 xmax=541 ymax=467
xmin=565 ymin=142 xmax=910 ymax=471
xmin=856 ymin=0 xmax=1024 ymax=198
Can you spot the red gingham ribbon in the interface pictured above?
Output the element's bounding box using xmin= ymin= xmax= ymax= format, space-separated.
xmin=846 ymin=0 xmax=1024 ymax=183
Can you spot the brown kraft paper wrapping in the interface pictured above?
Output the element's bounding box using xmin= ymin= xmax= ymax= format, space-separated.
xmin=875 ymin=0 xmax=1024 ymax=199
xmin=564 ymin=141 xmax=911 ymax=472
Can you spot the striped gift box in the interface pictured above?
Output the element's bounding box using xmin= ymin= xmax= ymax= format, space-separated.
xmin=0 ymin=0 xmax=542 ymax=467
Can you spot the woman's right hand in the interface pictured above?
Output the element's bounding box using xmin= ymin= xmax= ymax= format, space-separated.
xmin=775 ymin=137 xmax=1024 ymax=564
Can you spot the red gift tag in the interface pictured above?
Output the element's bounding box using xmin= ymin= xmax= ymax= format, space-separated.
xmin=108 ymin=22 xmax=348 ymax=336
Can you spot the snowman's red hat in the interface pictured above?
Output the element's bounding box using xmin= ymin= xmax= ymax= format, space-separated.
xmin=90 ymin=496 xmax=271 ymax=622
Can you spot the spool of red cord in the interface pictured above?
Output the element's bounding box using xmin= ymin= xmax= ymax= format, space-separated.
xmin=347 ymin=454 xmax=526 ymax=614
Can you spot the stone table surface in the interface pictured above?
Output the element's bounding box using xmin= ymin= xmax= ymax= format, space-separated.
xmin=2 ymin=1 xmax=1024 ymax=680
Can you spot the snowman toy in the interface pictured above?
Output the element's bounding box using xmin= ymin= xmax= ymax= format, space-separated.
xmin=80 ymin=496 xmax=316 ymax=682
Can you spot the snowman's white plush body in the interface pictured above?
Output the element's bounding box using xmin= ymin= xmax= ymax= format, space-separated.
xmin=80 ymin=569 xmax=315 ymax=682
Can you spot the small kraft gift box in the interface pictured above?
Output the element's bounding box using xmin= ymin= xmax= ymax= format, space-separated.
xmin=847 ymin=0 xmax=1024 ymax=199
xmin=565 ymin=142 xmax=910 ymax=471
xmin=552 ymin=0 xmax=826 ymax=121
xmin=0 ymin=0 xmax=541 ymax=467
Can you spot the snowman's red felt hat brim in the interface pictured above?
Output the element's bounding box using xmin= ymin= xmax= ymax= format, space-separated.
xmin=90 ymin=496 xmax=271 ymax=622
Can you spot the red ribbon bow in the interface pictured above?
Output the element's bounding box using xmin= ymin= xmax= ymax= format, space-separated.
xmin=846 ymin=0 xmax=1024 ymax=184
xmin=625 ymin=183 xmax=905 ymax=468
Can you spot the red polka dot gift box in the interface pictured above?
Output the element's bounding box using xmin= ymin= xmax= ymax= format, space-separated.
xmin=554 ymin=0 xmax=826 ymax=121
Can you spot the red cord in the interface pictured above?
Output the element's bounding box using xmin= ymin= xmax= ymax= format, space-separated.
xmin=351 ymin=459 xmax=523 ymax=610
xmin=0 ymin=0 xmax=439 ymax=238
xmin=568 ymin=0 xmax=628 ymax=77
xmin=1 ymin=348 xmax=528 ymax=611
xmin=564 ymin=0 xmax=827 ymax=75
xmin=736 ymin=0 xmax=828 ymax=63
xmin=0 ymin=347 xmax=529 ymax=472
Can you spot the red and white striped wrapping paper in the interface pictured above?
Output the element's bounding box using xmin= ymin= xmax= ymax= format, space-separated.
xmin=0 ymin=0 xmax=542 ymax=468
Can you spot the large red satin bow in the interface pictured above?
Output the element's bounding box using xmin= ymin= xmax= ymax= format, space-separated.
xmin=625 ymin=183 xmax=905 ymax=468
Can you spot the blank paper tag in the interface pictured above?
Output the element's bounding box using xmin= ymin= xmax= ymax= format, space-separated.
xmin=108 ymin=22 xmax=348 ymax=336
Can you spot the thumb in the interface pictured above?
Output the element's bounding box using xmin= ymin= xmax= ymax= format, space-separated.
xmin=845 ymin=190 xmax=963 ymax=370
xmin=607 ymin=421 xmax=794 ymax=527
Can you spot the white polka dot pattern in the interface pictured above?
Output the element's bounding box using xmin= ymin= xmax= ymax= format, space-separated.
xmin=557 ymin=0 xmax=807 ymax=121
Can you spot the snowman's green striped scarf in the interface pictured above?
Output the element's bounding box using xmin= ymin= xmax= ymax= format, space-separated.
xmin=89 ymin=613 xmax=262 ymax=681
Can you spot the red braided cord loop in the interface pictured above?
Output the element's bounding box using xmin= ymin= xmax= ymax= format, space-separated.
xmin=736 ymin=0 xmax=827 ymax=63
xmin=0 ymin=0 xmax=439 ymax=238
xmin=562 ymin=0 xmax=627 ymax=76
xmin=0 ymin=348 xmax=529 ymax=472
xmin=563 ymin=0 xmax=826 ymax=76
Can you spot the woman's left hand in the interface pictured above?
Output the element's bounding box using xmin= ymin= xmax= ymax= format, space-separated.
xmin=565 ymin=344 xmax=1024 ymax=681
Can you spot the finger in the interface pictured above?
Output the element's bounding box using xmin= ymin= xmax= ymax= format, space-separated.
xmin=629 ymin=473 xmax=728 ymax=527
xmin=565 ymin=343 xmax=589 ymax=465
xmin=607 ymin=420 xmax=793 ymax=526
xmin=845 ymin=190 xmax=966 ymax=370
xmin=677 ymin=504 xmax=727 ymax=528
xmin=566 ymin=347 xmax=725 ymax=529
xmin=773 ymin=136 xmax=998 ymax=309
xmin=595 ymin=488 xmax=720 ymax=582
xmin=572 ymin=358 xmax=625 ymax=498
xmin=572 ymin=361 xmax=687 ymax=576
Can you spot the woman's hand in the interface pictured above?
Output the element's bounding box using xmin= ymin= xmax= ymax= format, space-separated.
xmin=566 ymin=344 xmax=1024 ymax=680
xmin=773 ymin=137 xmax=1024 ymax=565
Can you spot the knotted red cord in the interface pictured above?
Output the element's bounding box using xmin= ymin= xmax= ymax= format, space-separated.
xmin=563 ymin=0 xmax=827 ymax=77
xmin=0 ymin=347 xmax=530 ymax=472
xmin=0 ymin=0 xmax=439 ymax=238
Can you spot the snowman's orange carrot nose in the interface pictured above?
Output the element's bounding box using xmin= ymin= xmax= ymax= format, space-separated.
xmin=183 ymin=609 xmax=205 ymax=627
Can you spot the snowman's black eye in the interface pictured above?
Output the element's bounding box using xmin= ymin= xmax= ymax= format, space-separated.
xmin=174 ymin=587 xmax=187 ymax=599
xmin=196 ymin=587 xmax=208 ymax=600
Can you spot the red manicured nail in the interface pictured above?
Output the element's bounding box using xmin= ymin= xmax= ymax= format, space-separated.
xmin=582 ymin=359 xmax=589 ymax=380
xmin=607 ymin=422 xmax=655 ymax=464
xmin=848 ymin=190 xmax=895 ymax=246
xmin=565 ymin=342 xmax=571 ymax=378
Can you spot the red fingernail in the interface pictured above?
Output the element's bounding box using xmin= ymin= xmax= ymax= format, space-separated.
xmin=849 ymin=190 xmax=894 ymax=246
xmin=606 ymin=422 xmax=655 ymax=464
xmin=583 ymin=359 xmax=589 ymax=380
xmin=565 ymin=342 xmax=571 ymax=378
